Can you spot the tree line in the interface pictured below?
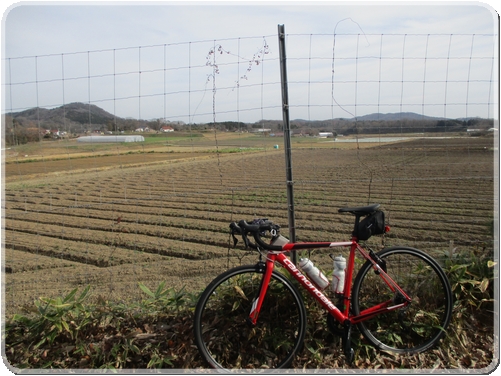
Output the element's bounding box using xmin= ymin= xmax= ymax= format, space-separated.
xmin=2 ymin=114 xmax=494 ymax=147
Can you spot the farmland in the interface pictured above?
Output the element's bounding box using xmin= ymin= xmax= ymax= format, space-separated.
xmin=3 ymin=133 xmax=495 ymax=319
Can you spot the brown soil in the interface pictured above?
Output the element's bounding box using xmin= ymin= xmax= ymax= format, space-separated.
xmin=4 ymin=136 xmax=494 ymax=314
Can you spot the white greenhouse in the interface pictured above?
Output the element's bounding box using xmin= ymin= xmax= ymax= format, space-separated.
xmin=77 ymin=135 xmax=145 ymax=143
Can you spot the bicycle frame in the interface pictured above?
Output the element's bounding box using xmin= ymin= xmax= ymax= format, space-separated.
xmin=248 ymin=239 xmax=412 ymax=327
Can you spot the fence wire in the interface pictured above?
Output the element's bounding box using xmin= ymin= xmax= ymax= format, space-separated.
xmin=2 ymin=32 xmax=498 ymax=317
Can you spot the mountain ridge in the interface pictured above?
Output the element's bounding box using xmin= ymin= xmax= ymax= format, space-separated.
xmin=7 ymin=102 xmax=482 ymax=125
xmin=6 ymin=102 xmax=117 ymax=126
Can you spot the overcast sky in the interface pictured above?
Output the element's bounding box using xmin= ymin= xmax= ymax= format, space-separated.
xmin=2 ymin=2 xmax=499 ymax=123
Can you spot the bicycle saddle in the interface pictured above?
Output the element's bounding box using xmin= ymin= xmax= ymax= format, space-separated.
xmin=338 ymin=203 xmax=380 ymax=216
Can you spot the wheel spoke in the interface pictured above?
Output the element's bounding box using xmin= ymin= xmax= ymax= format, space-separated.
xmin=352 ymin=247 xmax=453 ymax=354
xmin=194 ymin=264 xmax=306 ymax=369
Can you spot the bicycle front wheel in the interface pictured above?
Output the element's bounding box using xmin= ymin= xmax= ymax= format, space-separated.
xmin=352 ymin=247 xmax=453 ymax=354
xmin=193 ymin=263 xmax=307 ymax=370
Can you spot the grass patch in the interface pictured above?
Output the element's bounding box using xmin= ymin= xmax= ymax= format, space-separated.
xmin=4 ymin=250 xmax=495 ymax=370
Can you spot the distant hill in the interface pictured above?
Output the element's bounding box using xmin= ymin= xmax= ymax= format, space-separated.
xmin=291 ymin=112 xmax=448 ymax=123
xmin=6 ymin=103 xmax=475 ymax=127
xmin=6 ymin=102 xmax=118 ymax=126
xmin=4 ymin=104 xmax=492 ymax=137
xmin=289 ymin=112 xmax=493 ymax=136
xmin=7 ymin=104 xmax=455 ymax=125
xmin=4 ymin=102 xmax=152 ymax=137
xmin=350 ymin=112 xmax=445 ymax=122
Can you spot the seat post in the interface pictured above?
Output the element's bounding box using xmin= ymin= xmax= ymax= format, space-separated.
xmin=352 ymin=215 xmax=362 ymax=239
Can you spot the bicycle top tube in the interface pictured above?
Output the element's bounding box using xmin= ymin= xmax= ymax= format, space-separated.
xmin=230 ymin=203 xmax=388 ymax=253
xmin=281 ymin=241 xmax=354 ymax=251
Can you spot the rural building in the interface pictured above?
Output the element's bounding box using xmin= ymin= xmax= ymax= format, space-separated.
xmin=318 ymin=132 xmax=334 ymax=138
xmin=77 ymin=135 xmax=145 ymax=143
xmin=160 ymin=126 xmax=174 ymax=132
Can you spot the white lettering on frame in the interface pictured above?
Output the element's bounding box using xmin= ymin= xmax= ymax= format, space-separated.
xmin=283 ymin=258 xmax=338 ymax=312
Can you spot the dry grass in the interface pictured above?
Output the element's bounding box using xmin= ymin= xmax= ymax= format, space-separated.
xmin=4 ymin=281 xmax=495 ymax=371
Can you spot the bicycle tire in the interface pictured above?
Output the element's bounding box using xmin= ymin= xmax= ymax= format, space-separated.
xmin=193 ymin=263 xmax=307 ymax=370
xmin=351 ymin=246 xmax=453 ymax=354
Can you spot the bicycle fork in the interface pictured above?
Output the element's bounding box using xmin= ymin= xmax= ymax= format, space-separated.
xmin=247 ymin=259 xmax=274 ymax=325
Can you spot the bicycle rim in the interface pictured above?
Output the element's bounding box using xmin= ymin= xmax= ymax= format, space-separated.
xmin=352 ymin=247 xmax=453 ymax=354
xmin=194 ymin=264 xmax=307 ymax=370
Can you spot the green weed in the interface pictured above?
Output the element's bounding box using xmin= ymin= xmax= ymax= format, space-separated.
xmin=138 ymin=282 xmax=188 ymax=313
xmin=5 ymin=283 xmax=195 ymax=369
xmin=443 ymin=250 xmax=495 ymax=311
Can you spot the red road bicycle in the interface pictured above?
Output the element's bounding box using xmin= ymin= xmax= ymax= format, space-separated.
xmin=194 ymin=204 xmax=453 ymax=369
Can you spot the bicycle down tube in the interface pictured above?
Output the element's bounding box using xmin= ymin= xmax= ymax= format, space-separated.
xmin=248 ymin=240 xmax=412 ymax=327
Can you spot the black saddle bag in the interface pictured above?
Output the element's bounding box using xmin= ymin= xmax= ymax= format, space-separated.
xmin=357 ymin=210 xmax=387 ymax=241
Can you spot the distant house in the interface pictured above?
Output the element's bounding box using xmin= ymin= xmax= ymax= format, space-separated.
xmin=77 ymin=135 xmax=145 ymax=143
xmin=318 ymin=132 xmax=334 ymax=138
xmin=160 ymin=126 xmax=174 ymax=132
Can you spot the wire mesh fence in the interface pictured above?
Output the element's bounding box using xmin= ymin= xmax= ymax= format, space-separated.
xmin=2 ymin=31 xmax=497 ymax=316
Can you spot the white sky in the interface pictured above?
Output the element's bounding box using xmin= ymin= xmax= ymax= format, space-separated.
xmin=2 ymin=1 xmax=499 ymax=123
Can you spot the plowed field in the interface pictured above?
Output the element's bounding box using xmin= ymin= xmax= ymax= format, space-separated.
xmin=3 ymin=136 xmax=494 ymax=316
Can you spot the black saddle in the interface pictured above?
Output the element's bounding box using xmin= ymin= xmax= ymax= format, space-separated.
xmin=338 ymin=203 xmax=380 ymax=216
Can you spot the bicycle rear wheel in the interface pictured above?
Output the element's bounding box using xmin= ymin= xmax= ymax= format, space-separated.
xmin=194 ymin=263 xmax=307 ymax=370
xmin=352 ymin=247 xmax=453 ymax=354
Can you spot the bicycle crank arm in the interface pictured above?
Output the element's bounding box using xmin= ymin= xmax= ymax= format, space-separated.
xmin=342 ymin=320 xmax=355 ymax=364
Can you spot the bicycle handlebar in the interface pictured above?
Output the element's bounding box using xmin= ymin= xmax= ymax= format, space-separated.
xmin=230 ymin=219 xmax=283 ymax=251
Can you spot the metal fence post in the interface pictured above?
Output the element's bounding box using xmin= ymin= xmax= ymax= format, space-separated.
xmin=278 ymin=24 xmax=297 ymax=264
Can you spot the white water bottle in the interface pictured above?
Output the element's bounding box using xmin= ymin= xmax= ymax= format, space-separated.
xmin=331 ymin=255 xmax=346 ymax=294
xmin=299 ymin=258 xmax=329 ymax=290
